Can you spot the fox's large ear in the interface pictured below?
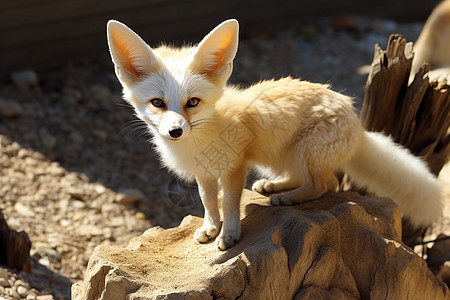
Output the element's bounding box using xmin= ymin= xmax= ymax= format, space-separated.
xmin=107 ymin=20 xmax=159 ymax=87
xmin=191 ymin=19 xmax=239 ymax=84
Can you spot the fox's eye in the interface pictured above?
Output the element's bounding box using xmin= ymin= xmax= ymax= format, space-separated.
xmin=186 ymin=97 xmax=200 ymax=108
xmin=150 ymin=98 xmax=165 ymax=108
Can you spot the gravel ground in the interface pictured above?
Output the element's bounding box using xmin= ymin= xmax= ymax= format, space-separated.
xmin=0 ymin=16 xmax=447 ymax=299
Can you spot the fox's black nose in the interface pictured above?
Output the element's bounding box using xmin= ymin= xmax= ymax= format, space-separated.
xmin=169 ymin=127 xmax=183 ymax=138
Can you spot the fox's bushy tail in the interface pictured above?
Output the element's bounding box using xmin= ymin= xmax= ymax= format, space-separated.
xmin=342 ymin=131 xmax=442 ymax=227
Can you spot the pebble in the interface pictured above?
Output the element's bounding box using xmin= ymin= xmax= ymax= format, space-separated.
xmin=0 ymin=99 xmax=23 ymax=118
xmin=135 ymin=212 xmax=147 ymax=220
xmin=14 ymin=202 xmax=35 ymax=217
xmin=68 ymin=186 xmax=85 ymax=201
xmin=39 ymin=128 xmax=57 ymax=150
xmin=69 ymin=131 xmax=84 ymax=144
xmin=116 ymin=188 xmax=144 ymax=205
xmin=17 ymin=285 xmax=28 ymax=297
xmin=0 ymin=278 xmax=9 ymax=288
xmin=101 ymin=203 xmax=122 ymax=217
xmin=10 ymin=69 xmax=39 ymax=88
xmin=76 ymin=225 xmax=103 ymax=237
xmin=88 ymin=85 xmax=111 ymax=101
xmin=47 ymin=162 xmax=66 ymax=176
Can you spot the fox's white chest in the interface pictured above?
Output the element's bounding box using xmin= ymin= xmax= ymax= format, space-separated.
xmin=154 ymin=135 xmax=242 ymax=180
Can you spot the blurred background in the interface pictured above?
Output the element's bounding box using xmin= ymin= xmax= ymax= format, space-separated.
xmin=0 ymin=0 xmax=441 ymax=72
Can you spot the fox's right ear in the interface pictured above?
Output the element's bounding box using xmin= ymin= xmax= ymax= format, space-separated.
xmin=107 ymin=20 xmax=159 ymax=87
xmin=191 ymin=19 xmax=239 ymax=85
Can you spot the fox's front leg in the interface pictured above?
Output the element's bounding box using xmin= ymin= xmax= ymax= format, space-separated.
xmin=216 ymin=165 xmax=247 ymax=250
xmin=194 ymin=176 xmax=221 ymax=243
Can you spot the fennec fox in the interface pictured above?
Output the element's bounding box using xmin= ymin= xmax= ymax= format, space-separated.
xmin=107 ymin=19 xmax=442 ymax=250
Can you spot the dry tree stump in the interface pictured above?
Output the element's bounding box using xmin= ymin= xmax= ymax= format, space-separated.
xmin=359 ymin=34 xmax=450 ymax=246
xmin=0 ymin=209 xmax=32 ymax=271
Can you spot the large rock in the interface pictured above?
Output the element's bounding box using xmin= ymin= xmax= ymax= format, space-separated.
xmin=72 ymin=190 xmax=448 ymax=299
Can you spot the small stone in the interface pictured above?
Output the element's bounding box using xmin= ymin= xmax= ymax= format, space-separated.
xmin=34 ymin=247 xmax=61 ymax=262
xmin=101 ymin=203 xmax=122 ymax=217
xmin=0 ymin=268 xmax=9 ymax=281
xmin=0 ymin=99 xmax=23 ymax=118
xmin=108 ymin=216 xmax=125 ymax=227
xmin=39 ymin=128 xmax=57 ymax=150
xmin=76 ymin=225 xmax=103 ymax=237
xmin=17 ymin=285 xmax=28 ymax=297
xmin=47 ymin=162 xmax=66 ymax=176
xmin=93 ymin=129 xmax=108 ymax=140
xmin=27 ymin=293 xmax=37 ymax=300
xmin=9 ymin=288 xmax=20 ymax=298
xmin=93 ymin=184 xmax=106 ymax=194
xmin=135 ymin=212 xmax=147 ymax=220
xmin=10 ymin=69 xmax=39 ymax=88
xmin=88 ymin=85 xmax=111 ymax=101
xmin=60 ymin=219 xmax=71 ymax=227
xmin=62 ymin=88 xmax=83 ymax=103
xmin=72 ymin=200 xmax=86 ymax=209
xmin=116 ymin=188 xmax=144 ymax=205
xmin=0 ymin=277 xmax=10 ymax=287
xmin=38 ymin=257 xmax=51 ymax=268
xmin=69 ymin=131 xmax=84 ymax=144
xmin=14 ymin=202 xmax=35 ymax=217
xmin=68 ymin=187 xmax=85 ymax=201
xmin=17 ymin=148 xmax=29 ymax=158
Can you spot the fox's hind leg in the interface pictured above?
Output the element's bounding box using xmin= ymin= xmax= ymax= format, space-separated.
xmin=252 ymin=178 xmax=300 ymax=195
xmin=270 ymin=168 xmax=337 ymax=206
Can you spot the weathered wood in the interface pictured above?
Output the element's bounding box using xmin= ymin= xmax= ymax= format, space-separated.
xmin=0 ymin=210 xmax=32 ymax=271
xmin=362 ymin=34 xmax=450 ymax=176
xmin=361 ymin=35 xmax=413 ymax=135
xmin=360 ymin=34 xmax=450 ymax=245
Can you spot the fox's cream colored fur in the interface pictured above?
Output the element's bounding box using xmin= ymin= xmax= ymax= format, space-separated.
xmin=107 ymin=19 xmax=442 ymax=250
xmin=410 ymin=0 xmax=450 ymax=83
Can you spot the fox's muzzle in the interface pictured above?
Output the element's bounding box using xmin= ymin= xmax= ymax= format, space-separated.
xmin=159 ymin=111 xmax=191 ymax=140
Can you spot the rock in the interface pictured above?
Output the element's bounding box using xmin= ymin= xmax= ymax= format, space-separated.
xmin=88 ymin=85 xmax=111 ymax=101
xmin=76 ymin=225 xmax=103 ymax=237
xmin=0 ymin=278 xmax=9 ymax=288
xmin=115 ymin=188 xmax=144 ymax=205
xmin=72 ymin=190 xmax=449 ymax=299
xmin=14 ymin=202 xmax=35 ymax=217
xmin=10 ymin=70 xmax=39 ymax=88
xmin=68 ymin=186 xmax=85 ymax=201
xmin=17 ymin=285 xmax=28 ymax=297
xmin=39 ymin=128 xmax=57 ymax=150
xmin=0 ymin=99 xmax=23 ymax=118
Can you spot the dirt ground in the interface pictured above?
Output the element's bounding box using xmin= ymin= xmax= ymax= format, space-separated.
xmin=0 ymin=16 xmax=448 ymax=299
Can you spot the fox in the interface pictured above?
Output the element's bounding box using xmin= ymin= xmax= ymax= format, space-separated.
xmin=107 ymin=19 xmax=442 ymax=250
xmin=410 ymin=0 xmax=450 ymax=83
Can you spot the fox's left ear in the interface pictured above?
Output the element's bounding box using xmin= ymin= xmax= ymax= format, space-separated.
xmin=191 ymin=19 xmax=239 ymax=84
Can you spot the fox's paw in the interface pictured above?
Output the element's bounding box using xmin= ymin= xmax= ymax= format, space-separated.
xmin=270 ymin=193 xmax=293 ymax=206
xmin=252 ymin=179 xmax=276 ymax=195
xmin=215 ymin=230 xmax=240 ymax=251
xmin=194 ymin=222 xmax=221 ymax=243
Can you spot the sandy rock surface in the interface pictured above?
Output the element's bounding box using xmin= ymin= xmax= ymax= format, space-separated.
xmin=72 ymin=190 xmax=448 ymax=299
